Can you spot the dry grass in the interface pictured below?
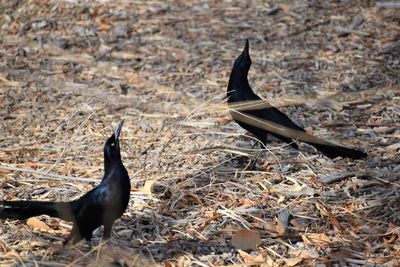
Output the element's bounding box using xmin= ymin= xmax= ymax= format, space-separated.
xmin=0 ymin=0 xmax=399 ymax=266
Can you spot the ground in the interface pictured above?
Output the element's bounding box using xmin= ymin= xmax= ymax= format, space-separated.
xmin=0 ymin=0 xmax=399 ymax=266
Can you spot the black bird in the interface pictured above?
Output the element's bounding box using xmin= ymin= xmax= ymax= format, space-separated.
xmin=227 ymin=40 xmax=367 ymax=160
xmin=0 ymin=121 xmax=131 ymax=245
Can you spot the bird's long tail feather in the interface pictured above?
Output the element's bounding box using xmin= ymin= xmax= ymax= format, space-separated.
xmin=310 ymin=143 xmax=367 ymax=159
xmin=230 ymin=110 xmax=367 ymax=159
xmin=0 ymin=200 xmax=75 ymax=221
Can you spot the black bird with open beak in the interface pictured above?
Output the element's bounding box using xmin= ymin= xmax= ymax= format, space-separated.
xmin=0 ymin=120 xmax=131 ymax=245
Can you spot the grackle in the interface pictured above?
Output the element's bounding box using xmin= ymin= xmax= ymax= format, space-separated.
xmin=0 ymin=121 xmax=131 ymax=245
xmin=227 ymin=40 xmax=367 ymax=160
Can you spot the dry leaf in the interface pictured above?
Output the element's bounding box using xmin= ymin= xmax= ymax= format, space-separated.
xmin=5 ymin=192 xmax=15 ymax=200
xmin=216 ymin=236 xmax=227 ymax=246
xmin=164 ymin=260 xmax=174 ymax=267
xmin=290 ymin=219 xmax=303 ymax=229
xmin=261 ymin=221 xmax=278 ymax=232
xmin=0 ymin=241 xmax=7 ymax=253
xmin=231 ymin=230 xmax=261 ymax=251
xmin=328 ymin=212 xmax=341 ymax=229
xmin=238 ymin=250 xmax=264 ymax=264
xmin=27 ymin=218 xmax=52 ymax=232
xmin=276 ymin=221 xmax=287 ymax=236
xmin=383 ymin=234 xmax=398 ymax=244
xmin=0 ymin=75 xmax=19 ymax=86
xmin=140 ymin=179 xmax=157 ymax=195
xmin=386 ymin=143 xmax=400 ymax=151
xmin=253 ymin=221 xmax=284 ymax=237
xmin=3 ymin=251 xmax=21 ymax=259
xmin=270 ymin=183 xmax=315 ymax=197
xmin=99 ymin=22 xmax=111 ymax=30
xmin=302 ymin=233 xmax=331 ymax=247
xmin=290 ymin=249 xmax=320 ymax=259
xmin=30 ymin=241 xmax=48 ymax=248
xmin=276 ymin=209 xmax=290 ymax=236
xmin=286 ymin=257 xmax=303 ymax=266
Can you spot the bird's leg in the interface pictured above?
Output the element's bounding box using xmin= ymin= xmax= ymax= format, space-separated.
xmin=63 ymin=234 xmax=79 ymax=247
xmin=63 ymin=225 xmax=83 ymax=246
xmin=62 ymin=238 xmax=70 ymax=246
xmin=246 ymin=150 xmax=263 ymax=170
xmin=85 ymin=239 xmax=93 ymax=249
xmin=102 ymin=222 xmax=113 ymax=241
xmin=245 ymin=140 xmax=264 ymax=170
xmin=63 ymin=227 xmax=77 ymax=246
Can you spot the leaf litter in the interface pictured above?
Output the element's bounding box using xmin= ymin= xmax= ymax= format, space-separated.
xmin=0 ymin=0 xmax=399 ymax=266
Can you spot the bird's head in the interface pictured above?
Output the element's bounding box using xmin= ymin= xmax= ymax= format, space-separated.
xmin=233 ymin=39 xmax=252 ymax=74
xmin=104 ymin=120 xmax=124 ymax=160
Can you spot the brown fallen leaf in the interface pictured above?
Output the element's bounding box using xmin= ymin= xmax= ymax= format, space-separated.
xmin=290 ymin=249 xmax=320 ymax=259
xmin=383 ymin=233 xmax=398 ymax=244
xmin=27 ymin=217 xmax=52 ymax=232
xmin=140 ymin=179 xmax=157 ymax=195
xmin=99 ymin=22 xmax=111 ymax=30
xmin=0 ymin=75 xmax=19 ymax=86
xmin=237 ymin=250 xmax=264 ymax=264
xmin=253 ymin=220 xmax=282 ymax=237
xmin=30 ymin=241 xmax=48 ymax=248
xmin=173 ymin=193 xmax=203 ymax=209
xmin=164 ymin=260 xmax=174 ymax=267
xmin=270 ymin=183 xmax=315 ymax=197
xmin=328 ymin=211 xmax=341 ymax=229
xmin=231 ymin=229 xmax=261 ymax=251
xmin=276 ymin=209 xmax=290 ymax=236
xmin=0 ymin=241 xmax=7 ymax=253
xmin=286 ymin=257 xmax=303 ymax=266
xmin=290 ymin=219 xmax=303 ymax=229
xmin=302 ymin=233 xmax=331 ymax=247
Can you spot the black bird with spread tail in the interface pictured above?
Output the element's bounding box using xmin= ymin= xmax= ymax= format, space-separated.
xmin=227 ymin=39 xmax=367 ymax=160
xmin=0 ymin=121 xmax=131 ymax=245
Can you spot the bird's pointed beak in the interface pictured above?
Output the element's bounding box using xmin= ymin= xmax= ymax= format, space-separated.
xmin=114 ymin=120 xmax=124 ymax=142
xmin=243 ymin=39 xmax=249 ymax=57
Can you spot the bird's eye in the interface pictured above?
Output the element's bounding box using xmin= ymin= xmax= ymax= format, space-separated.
xmin=111 ymin=143 xmax=115 ymax=147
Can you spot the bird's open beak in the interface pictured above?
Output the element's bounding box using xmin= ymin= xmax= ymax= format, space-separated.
xmin=114 ymin=120 xmax=124 ymax=141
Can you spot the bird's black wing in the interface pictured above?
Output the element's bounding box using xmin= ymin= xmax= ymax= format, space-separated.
xmin=66 ymin=184 xmax=110 ymax=242
xmin=230 ymin=91 xmax=305 ymax=145
xmin=253 ymin=106 xmax=305 ymax=132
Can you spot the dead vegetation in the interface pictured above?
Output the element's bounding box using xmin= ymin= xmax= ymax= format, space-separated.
xmin=0 ymin=0 xmax=399 ymax=266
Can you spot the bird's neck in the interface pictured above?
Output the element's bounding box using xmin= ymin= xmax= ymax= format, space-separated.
xmin=227 ymin=68 xmax=252 ymax=98
xmin=104 ymin=152 xmax=123 ymax=174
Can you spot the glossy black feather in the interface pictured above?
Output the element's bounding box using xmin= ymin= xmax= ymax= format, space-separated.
xmin=0 ymin=121 xmax=131 ymax=244
xmin=227 ymin=40 xmax=367 ymax=159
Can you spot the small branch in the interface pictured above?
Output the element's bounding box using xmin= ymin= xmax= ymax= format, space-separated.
xmin=0 ymin=165 xmax=96 ymax=183
xmin=325 ymin=122 xmax=395 ymax=127
xmin=318 ymin=172 xmax=354 ymax=184
xmin=334 ymin=26 xmax=368 ymax=37
xmin=376 ymin=2 xmax=400 ymax=8
xmin=266 ymin=5 xmax=281 ymax=15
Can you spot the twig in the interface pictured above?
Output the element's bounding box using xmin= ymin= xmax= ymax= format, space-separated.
xmin=334 ymin=26 xmax=368 ymax=37
xmin=95 ymin=44 xmax=121 ymax=61
xmin=318 ymin=172 xmax=354 ymax=184
xmin=325 ymin=122 xmax=395 ymax=127
xmin=0 ymin=165 xmax=96 ymax=183
xmin=45 ymin=106 xmax=96 ymax=174
xmin=288 ymin=20 xmax=330 ymax=37
xmin=376 ymin=2 xmax=400 ymax=8
xmin=266 ymin=5 xmax=281 ymax=15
